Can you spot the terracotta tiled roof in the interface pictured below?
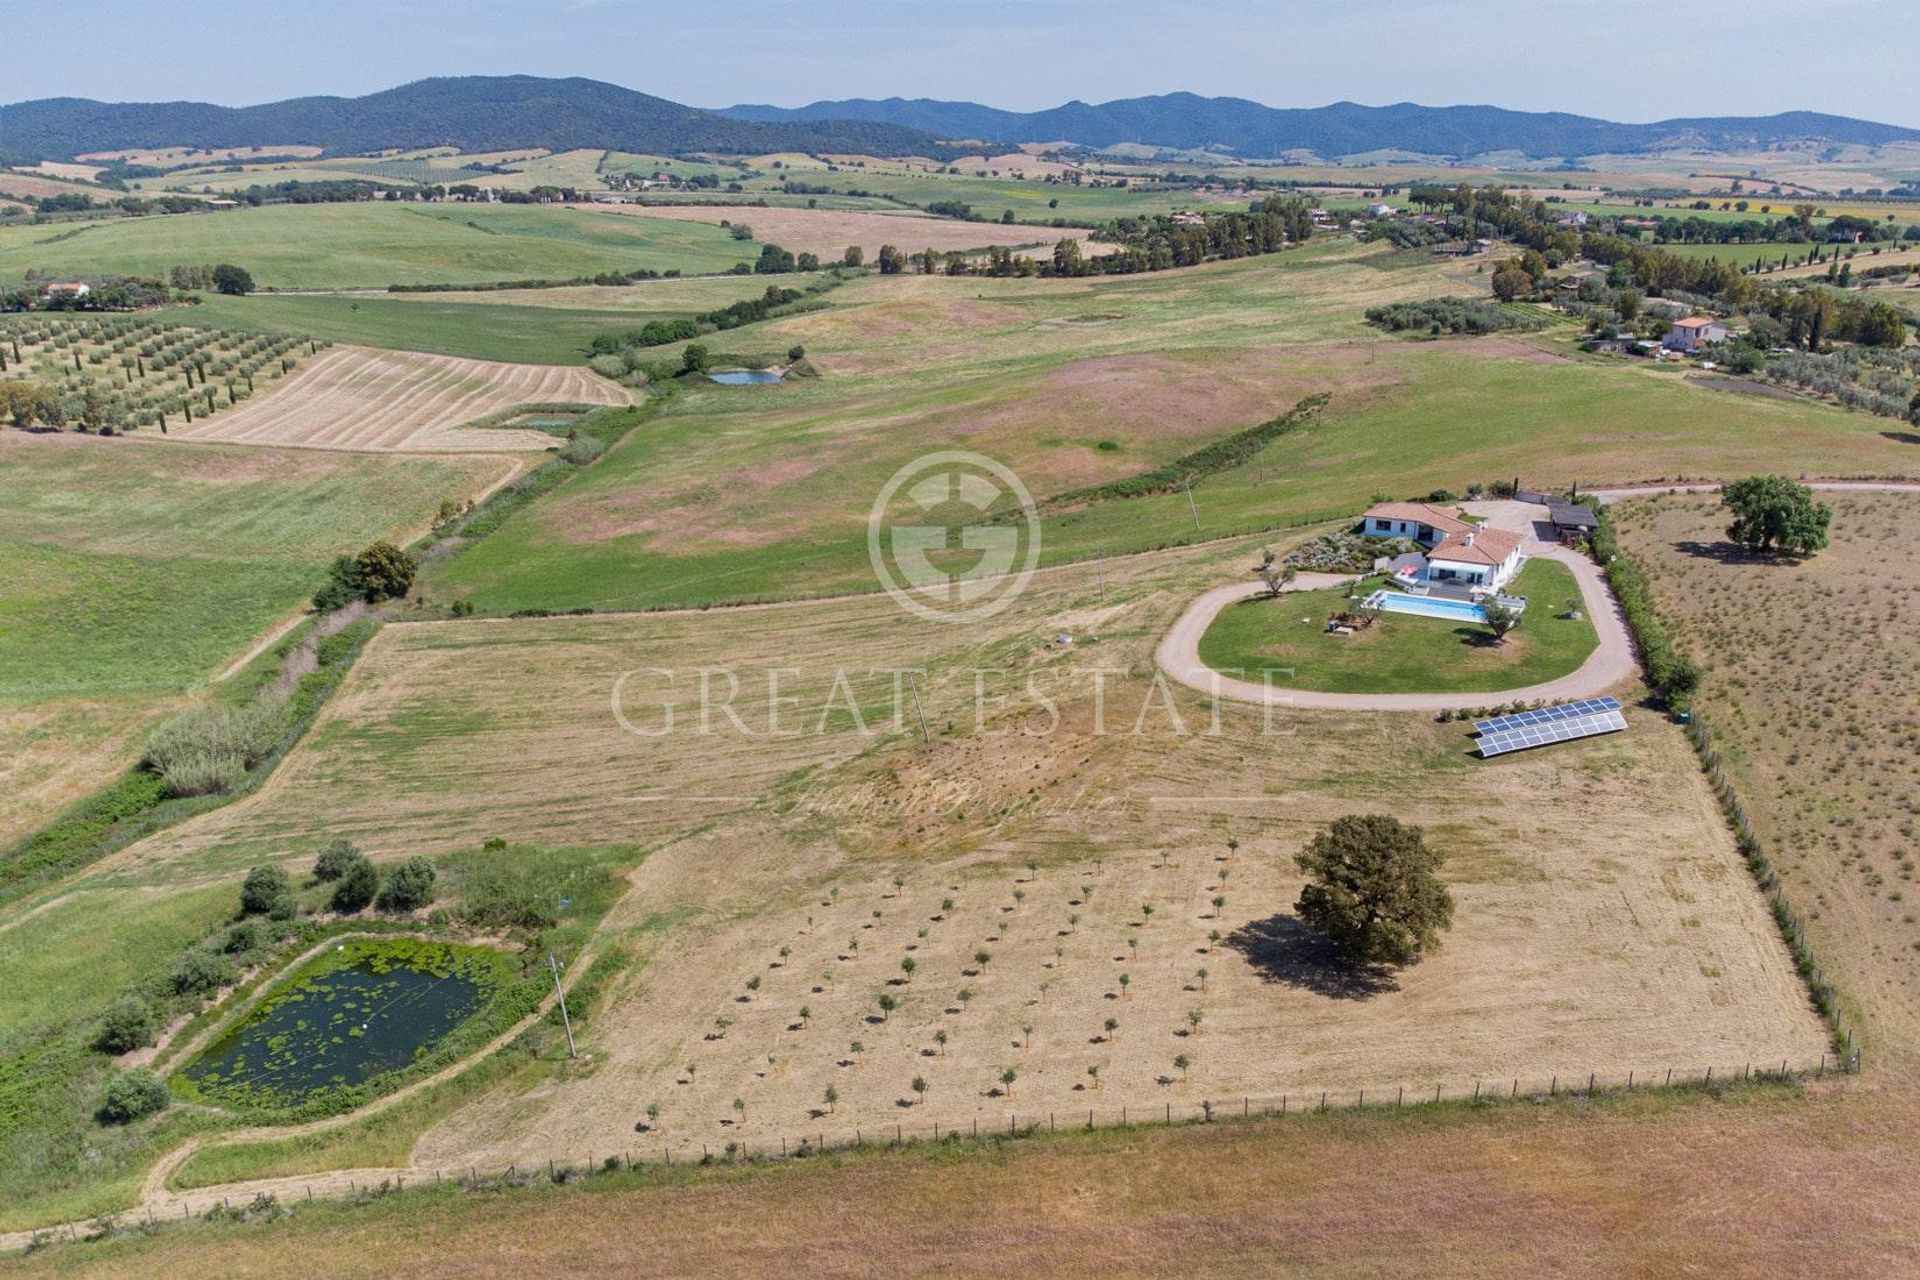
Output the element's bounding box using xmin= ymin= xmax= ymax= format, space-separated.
xmin=1361 ymin=502 xmax=1475 ymax=536
xmin=1428 ymin=526 xmax=1524 ymax=566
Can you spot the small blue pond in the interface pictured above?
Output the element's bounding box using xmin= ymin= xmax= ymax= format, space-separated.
xmin=182 ymin=947 xmax=487 ymax=1099
xmin=709 ymin=370 xmax=783 ymax=385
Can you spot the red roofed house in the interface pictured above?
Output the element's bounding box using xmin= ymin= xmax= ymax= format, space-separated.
xmin=1360 ymin=501 xmax=1525 ymax=593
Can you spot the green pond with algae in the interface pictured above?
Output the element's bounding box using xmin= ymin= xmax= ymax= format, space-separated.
xmin=178 ymin=938 xmax=529 ymax=1111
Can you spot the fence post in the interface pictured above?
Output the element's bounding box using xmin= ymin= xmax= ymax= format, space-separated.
xmin=1281 ymin=1094 xmax=1287 ymax=1114
xmin=1010 ymin=1114 xmax=1016 ymax=1137
xmin=1665 ymin=1068 xmax=1672 ymax=1087
xmin=1396 ymin=1086 xmax=1402 ymax=1108
xmin=1588 ymin=1073 xmax=1595 ymax=1095
xmin=1627 ymin=1071 xmax=1633 ymax=1090
xmin=1434 ymin=1083 xmax=1441 ymax=1104
xmin=1357 ymin=1090 xmax=1364 ymax=1109
xmin=1166 ymin=1102 xmax=1171 ymax=1123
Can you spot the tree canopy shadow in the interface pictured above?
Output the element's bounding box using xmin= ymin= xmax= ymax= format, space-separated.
xmin=1881 ymin=432 xmax=1920 ymax=446
xmin=1672 ymin=539 xmax=1801 ymax=566
xmin=1224 ymin=914 xmax=1400 ymax=1000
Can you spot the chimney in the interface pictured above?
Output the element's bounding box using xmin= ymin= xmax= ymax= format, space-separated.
xmin=1463 ymin=531 xmax=1475 ymax=547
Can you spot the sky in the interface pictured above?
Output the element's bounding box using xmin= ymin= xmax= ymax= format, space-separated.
xmin=7 ymin=0 xmax=1919 ymax=127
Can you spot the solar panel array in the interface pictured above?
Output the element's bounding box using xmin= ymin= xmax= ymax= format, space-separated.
xmin=1476 ymin=709 xmax=1627 ymax=758
xmin=1472 ymin=697 xmax=1621 ymax=737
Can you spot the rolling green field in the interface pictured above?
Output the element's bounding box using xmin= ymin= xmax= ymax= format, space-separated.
xmin=0 ymin=436 xmax=502 ymax=698
xmin=0 ymin=202 xmax=757 ymax=290
xmin=423 ymin=247 xmax=1912 ymax=615
xmin=178 ymin=278 xmax=776 ymax=362
xmin=1195 ymin=561 xmax=1598 ymax=694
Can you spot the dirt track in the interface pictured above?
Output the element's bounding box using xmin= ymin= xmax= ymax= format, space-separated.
xmin=1156 ymin=504 xmax=1638 ymax=712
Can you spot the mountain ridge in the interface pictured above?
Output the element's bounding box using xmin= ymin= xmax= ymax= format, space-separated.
xmin=0 ymin=76 xmax=966 ymax=162
xmin=718 ymin=92 xmax=1920 ymax=159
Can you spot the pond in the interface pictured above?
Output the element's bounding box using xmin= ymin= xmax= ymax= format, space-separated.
xmin=709 ymin=369 xmax=783 ymax=385
xmin=178 ymin=939 xmax=518 ymax=1108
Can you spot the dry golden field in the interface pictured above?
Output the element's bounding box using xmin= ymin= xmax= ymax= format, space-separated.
xmin=1618 ymin=493 xmax=1920 ymax=1066
xmin=168 ymin=345 xmax=629 ymax=451
xmin=70 ymin=532 xmax=1824 ymax=1189
xmin=13 ymin=1085 xmax=1917 ymax=1279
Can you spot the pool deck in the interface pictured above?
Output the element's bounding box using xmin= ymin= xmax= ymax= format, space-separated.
xmin=1155 ymin=505 xmax=1638 ymax=712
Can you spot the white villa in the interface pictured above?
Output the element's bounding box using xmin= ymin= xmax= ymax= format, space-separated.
xmin=1360 ymin=502 xmax=1526 ymax=593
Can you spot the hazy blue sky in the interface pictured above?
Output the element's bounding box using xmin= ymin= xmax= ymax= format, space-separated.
xmin=9 ymin=0 xmax=1919 ymax=126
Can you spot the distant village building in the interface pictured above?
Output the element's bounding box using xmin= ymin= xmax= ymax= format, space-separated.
xmin=1365 ymin=202 xmax=1395 ymax=218
xmin=1664 ymin=316 xmax=1729 ymax=352
xmin=42 ymin=282 xmax=90 ymax=298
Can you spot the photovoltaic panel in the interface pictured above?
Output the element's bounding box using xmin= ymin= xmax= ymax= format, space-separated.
xmin=1477 ymin=709 xmax=1627 ymax=758
xmin=1472 ymin=696 xmax=1621 ymax=737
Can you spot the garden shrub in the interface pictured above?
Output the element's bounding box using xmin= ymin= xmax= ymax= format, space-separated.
xmin=98 ymin=1070 xmax=170 ymax=1125
xmin=239 ymin=864 xmax=290 ymax=916
xmin=94 ymin=996 xmax=155 ymax=1055
xmin=313 ymin=837 xmax=360 ymax=881
xmin=378 ymin=856 xmax=437 ymax=912
xmin=330 ymin=851 xmax=379 ymax=913
xmin=171 ymin=948 xmax=234 ymax=997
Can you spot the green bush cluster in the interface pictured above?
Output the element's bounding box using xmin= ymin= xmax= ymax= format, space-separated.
xmin=97 ymin=1069 xmax=169 ymax=1125
xmin=1365 ymin=297 xmax=1549 ymax=335
xmin=1590 ymin=509 xmax=1700 ymax=710
xmin=145 ymin=698 xmax=288 ymax=797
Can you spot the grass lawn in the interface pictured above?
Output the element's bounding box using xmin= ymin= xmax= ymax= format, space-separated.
xmin=1196 ymin=561 xmax=1598 ymax=694
xmin=0 ymin=202 xmax=756 ymax=290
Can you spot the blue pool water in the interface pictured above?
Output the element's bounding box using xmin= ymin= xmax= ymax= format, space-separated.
xmin=1366 ymin=591 xmax=1489 ymax=623
xmin=709 ymin=370 xmax=783 ymax=385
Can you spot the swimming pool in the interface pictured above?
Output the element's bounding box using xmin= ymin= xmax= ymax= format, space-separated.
xmin=1366 ymin=590 xmax=1488 ymax=623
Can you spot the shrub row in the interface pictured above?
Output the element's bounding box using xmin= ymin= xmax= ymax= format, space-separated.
xmin=1589 ymin=507 xmax=1699 ymax=710
xmin=1047 ymin=395 xmax=1331 ymax=506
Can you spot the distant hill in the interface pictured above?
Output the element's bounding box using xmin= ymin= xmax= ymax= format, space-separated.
xmin=0 ymin=76 xmax=964 ymax=162
xmin=720 ymin=93 xmax=1920 ymax=160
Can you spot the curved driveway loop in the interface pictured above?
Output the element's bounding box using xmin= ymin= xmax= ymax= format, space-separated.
xmin=1156 ymin=508 xmax=1637 ymax=713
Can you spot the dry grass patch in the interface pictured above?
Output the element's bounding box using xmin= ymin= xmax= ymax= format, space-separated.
xmin=1617 ymin=493 xmax=1920 ymax=1066
xmin=169 ymin=345 xmax=629 ymax=452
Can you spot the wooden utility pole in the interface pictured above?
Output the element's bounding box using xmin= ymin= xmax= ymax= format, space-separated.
xmin=549 ymin=952 xmax=576 ymax=1058
xmin=907 ymin=672 xmax=930 ymax=745
xmin=1184 ymin=480 xmax=1200 ymax=531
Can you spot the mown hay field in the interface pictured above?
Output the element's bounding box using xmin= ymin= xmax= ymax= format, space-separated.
xmin=167 ymin=345 xmax=629 ymax=452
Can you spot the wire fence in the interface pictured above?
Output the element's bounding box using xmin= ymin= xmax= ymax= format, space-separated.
xmin=117 ymin=1050 xmax=1851 ymax=1229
